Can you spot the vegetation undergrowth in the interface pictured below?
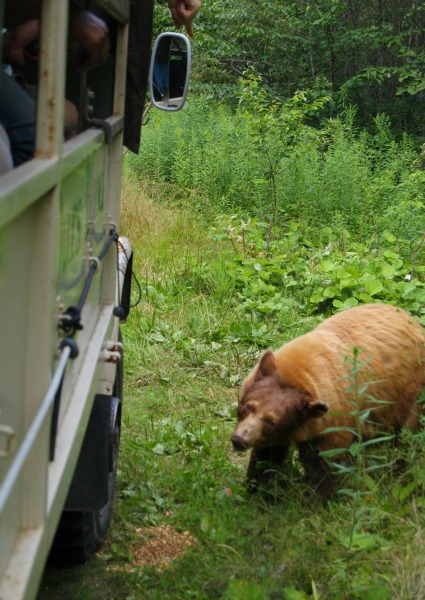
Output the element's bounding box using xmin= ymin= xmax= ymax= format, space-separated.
xmin=40 ymin=79 xmax=425 ymax=598
xmin=126 ymin=83 xmax=425 ymax=247
xmin=40 ymin=151 xmax=425 ymax=598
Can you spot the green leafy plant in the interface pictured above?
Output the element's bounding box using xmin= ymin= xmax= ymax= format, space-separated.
xmin=320 ymin=348 xmax=396 ymax=599
xmin=209 ymin=214 xmax=425 ymax=325
xmin=236 ymin=68 xmax=331 ymax=230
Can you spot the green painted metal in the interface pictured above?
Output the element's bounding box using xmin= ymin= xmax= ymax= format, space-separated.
xmin=0 ymin=1 xmax=129 ymax=598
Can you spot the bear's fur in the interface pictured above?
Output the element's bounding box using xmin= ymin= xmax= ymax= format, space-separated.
xmin=231 ymin=303 xmax=425 ymax=495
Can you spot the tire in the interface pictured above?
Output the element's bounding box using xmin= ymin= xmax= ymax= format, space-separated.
xmin=50 ymin=330 xmax=123 ymax=566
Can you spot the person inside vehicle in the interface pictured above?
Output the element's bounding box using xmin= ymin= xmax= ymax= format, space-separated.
xmin=0 ymin=0 xmax=201 ymax=166
xmin=1 ymin=6 xmax=111 ymax=166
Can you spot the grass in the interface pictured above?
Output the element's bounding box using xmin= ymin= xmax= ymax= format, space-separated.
xmin=125 ymin=101 xmax=425 ymax=244
xmin=39 ymin=173 xmax=425 ymax=600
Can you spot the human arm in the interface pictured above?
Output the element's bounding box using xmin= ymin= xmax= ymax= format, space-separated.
xmin=168 ymin=0 xmax=201 ymax=38
xmin=3 ymin=4 xmax=109 ymax=72
xmin=68 ymin=8 xmax=110 ymax=71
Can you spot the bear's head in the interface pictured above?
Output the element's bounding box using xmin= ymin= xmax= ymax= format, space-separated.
xmin=231 ymin=349 xmax=329 ymax=451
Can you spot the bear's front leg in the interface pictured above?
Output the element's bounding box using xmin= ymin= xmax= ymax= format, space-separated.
xmin=246 ymin=445 xmax=289 ymax=490
xmin=297 ymin=441 xmax=336 ymax=499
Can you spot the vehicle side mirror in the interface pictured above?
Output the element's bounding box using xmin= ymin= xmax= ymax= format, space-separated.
xmin=149 ymin=33 xmax=191 ymax=112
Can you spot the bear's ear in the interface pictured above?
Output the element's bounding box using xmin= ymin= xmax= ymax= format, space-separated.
xmin=254 ymin=350 xmax=276 ymax=380
xmin=303 ymin=400 xmax=329 ymax=419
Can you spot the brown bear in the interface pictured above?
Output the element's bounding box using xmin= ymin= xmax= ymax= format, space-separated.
xmin=231 ymin=303 xmax=425 ymax=495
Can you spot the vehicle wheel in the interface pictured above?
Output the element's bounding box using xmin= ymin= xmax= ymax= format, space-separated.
xmin=50 ymin=333 xmax=123 ymax=565
xmin=51 ymin=409 xmax=120 ymax=564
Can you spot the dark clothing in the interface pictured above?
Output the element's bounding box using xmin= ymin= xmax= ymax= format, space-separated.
xmin=0 ymin=71 xmax=36 ymax=166
xmin=2 ymin=0 xmax=154 ymax=161
xmin=124 ymin=0 xmax=154 ymax=154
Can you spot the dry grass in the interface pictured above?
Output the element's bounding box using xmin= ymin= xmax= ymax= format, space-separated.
xmin=130 ymin=525 xmax=197 ymax=571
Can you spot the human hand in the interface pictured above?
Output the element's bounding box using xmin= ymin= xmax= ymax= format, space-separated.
xmin=168 ymin=0 xmax=201 ymax=38
xmin=68 ymin=10 xmax=110 ymax=71
xmin=2 ymin=19 xmax=41 ymax=68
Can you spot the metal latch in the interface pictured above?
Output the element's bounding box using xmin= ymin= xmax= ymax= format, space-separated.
xmin=100 ymin=340 xmax=123 ymax=364
xmin=0 ymin=425 xmax=16 ymax=458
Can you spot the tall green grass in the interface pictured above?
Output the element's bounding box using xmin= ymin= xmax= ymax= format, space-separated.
xmin=126 ymin=100 xmax=425 ymax=245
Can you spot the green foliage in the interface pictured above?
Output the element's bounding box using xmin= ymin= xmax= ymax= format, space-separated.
xmin=183 ymin=0 xmax=425 ymax=132
xmin=129 ymin=93 xmax=425 ymax=330
xmin=39 ymin=66 xmax=425 ymax=600
xmin=318 ymin=348 xmax=400 ymax=598
xmin=132 ymin=90 xmax=425 ymax=244
xmin=235 ymin=69 xmax=331 ymax=227
xmin=222 ymin=579 xmax=263 ymax=600
xmin=208 ymin=215 xmax=425 ymax=323
xmin=40 ymin=166 xmax=425 ymax=600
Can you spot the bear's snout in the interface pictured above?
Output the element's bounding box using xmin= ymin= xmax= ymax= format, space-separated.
xmin=231 ymin=434 xmax=249 ymax=452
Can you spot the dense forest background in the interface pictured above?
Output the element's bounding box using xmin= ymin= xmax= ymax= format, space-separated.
xmin=156 ymin=0 xmax=425 ymax=134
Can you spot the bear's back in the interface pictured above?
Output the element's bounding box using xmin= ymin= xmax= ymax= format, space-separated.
xmin=274 ymin=304 xmax=425 ymax=431
xmin=316 ymin=303 xmax=423 ymax=346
